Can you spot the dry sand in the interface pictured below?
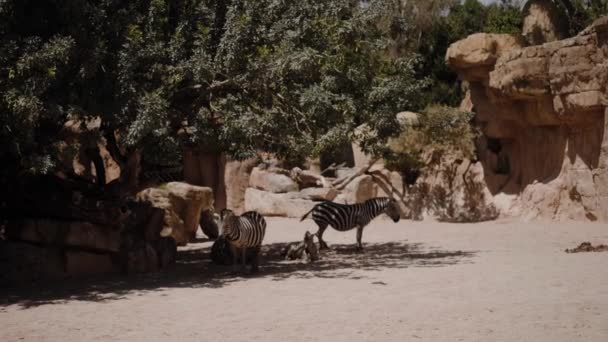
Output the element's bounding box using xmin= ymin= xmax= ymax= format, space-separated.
xmin=1 ymin=218 xmax=608 ymax=341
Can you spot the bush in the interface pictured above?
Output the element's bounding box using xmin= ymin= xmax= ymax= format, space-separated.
xmin=384 ymin=105 xmax=477 ymax=181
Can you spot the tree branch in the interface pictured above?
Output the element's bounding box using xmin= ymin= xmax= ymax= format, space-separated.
xmin=332 ymin=159 xmax=379 ymax=190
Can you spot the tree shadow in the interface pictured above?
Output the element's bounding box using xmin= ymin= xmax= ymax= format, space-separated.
xmin=0 ymin=240 xmax=475 ymax=310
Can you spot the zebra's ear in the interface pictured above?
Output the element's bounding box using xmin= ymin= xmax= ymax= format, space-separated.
xmin=219 ymin=208 xmax=231 ymax=221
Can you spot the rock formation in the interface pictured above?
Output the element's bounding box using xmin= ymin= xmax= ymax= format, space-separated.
xmin=446 ymin=16 xmax=608 ymax=221
xmin=1 ymin=178 xmax=179 ymax=285
xmin=136 ymin=182 xmax=215 ymax=244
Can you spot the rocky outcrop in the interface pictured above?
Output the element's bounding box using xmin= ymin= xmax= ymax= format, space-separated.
xmin=244 ymin=188 xmax=315 ymax=218
xmin=447 ymin=16 xmax=608 ymax=221
xmin=136 ymin=182 xmax=214 ymax=245
xmin=406 ymin=155 xmax=499 ymax=222
xmin=249 ymin=167 xmax=298 ymax=193
xmin=224 ymin=157 xmax=258 ymax=214
xmin=298 ymin=187 xmax=338 ymax=201
xmin=522 ymin=0 xmax=568 ymax=45
xmin=334 ymin=175 xmax=378 ymax=204
xmin=1 ymin=186 xmax=176 ymax=285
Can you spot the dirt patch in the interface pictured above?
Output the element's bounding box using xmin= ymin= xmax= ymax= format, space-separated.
xmin=565 ymin=242 xmax=608 ymax=253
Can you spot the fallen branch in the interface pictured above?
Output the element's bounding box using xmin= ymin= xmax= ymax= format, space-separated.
xmin=320 ymin=162 xmax=346 ymax=175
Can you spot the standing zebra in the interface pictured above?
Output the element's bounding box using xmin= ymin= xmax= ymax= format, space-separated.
xmin=300 ymin=197 xmax=401 ymax=250
xmin=219 ymin=209 xmax=267 ymax=273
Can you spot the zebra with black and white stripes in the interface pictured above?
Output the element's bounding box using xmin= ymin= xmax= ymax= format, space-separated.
xmin=219 ymin=209 xmax=267 ymax=273
xmin=300 ymin=197 xmax=401 ymax=251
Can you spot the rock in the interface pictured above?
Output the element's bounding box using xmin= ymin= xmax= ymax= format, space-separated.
xmin=224 ymin=157 xmax=258 ymax=214
xmin=151 ymin=237 xmax=177 ymax=269
xmin=334 ymin=175 xmax=377 ymax=204
xmin=298 ymin=187 xmax=338 ymax=201
xmin=137 ymin=182 xmax=214 ymax=245
xmin=65 ymin=251 xmax=117 ymax=276
xmin=249 ymin=167 xmax=298 ymax=193
xmin=446 ymin=17 xmax=608 ymax=222
xmin=125 ymin=242 xmax=158 ymax=274
xmin=199 ymin=210 xmax=219 ymax=239
xmin=244 ymin=188 xmax=315 ymax=218
xmin=58 ymin=117 xmax=121 ymax=185
xmin=6 ymin=219 xmax=121 ymax=253
xmin=407 ymin=155 xmax=498 ymax=222
xmin=522 ymin=0 xmax=568 ymax=45
xmin=0 ymin=241 xmax=66 ymax=285
xmin=396 ymin=111 xmax=420 ymax=127
xmin=445 ymin=33 xmax=525 ymax=75
xmin=291 ymin=167 xmax=324 ymax=188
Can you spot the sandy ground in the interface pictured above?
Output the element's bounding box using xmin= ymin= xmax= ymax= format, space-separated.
xmin=1 ymin=218 xmax=608 ymax=341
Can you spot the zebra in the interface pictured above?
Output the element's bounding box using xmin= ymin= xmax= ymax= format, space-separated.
xmin=300 ymin=197 xmax=401 ymax=251
xmin=219 ymin=209 xmax=267 ymax=273
xmin=281 ymin=231 xmax=319 ymax=263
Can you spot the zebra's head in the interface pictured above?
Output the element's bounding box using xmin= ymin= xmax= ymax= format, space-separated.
xmin=303 ymin=231 xmax=319 ymax=262
xmin=218 ymin=208 xmax=236 ymax=235
xmin=385 ymin=199 xmax=401 ymax=223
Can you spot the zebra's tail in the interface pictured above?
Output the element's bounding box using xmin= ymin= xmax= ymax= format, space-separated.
xmin=300 ymin=207 xmax=315 ymax=222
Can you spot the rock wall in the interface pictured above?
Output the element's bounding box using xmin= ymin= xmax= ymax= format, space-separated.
xmin=446 ymin=17 xmax=608 ymax=221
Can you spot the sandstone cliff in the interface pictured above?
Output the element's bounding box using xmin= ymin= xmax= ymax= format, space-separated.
xmin=446 ymin=16 xmax=608 ymax=221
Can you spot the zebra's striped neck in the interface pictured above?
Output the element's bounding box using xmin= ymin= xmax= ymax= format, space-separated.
xmin=365 ymin=197 xmax=391 ymax=218
xmin=223 ymin=216 xmax=240 ymax=241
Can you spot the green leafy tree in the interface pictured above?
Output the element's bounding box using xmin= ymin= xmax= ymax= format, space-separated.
xmin=553 ymin=0 xmax=608 ymax=35
xmin=484 ymin=0 xmax=524 ymax=34
xmin=0 ymin=0 xmax=427 ymax=191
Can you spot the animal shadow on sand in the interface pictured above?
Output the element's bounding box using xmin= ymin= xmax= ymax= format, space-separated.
xmin=1 ymin=240 xmax=475 ymax=309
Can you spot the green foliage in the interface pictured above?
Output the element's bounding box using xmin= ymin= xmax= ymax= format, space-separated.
xmin=385 ymin=105 xmax=477 ymax=176
xmin=0 ymin=0 xmax=428 ymax=177
xmin=380 ymin=0 xmax=524 ymax=107
xmin=484 ymin=0 xmax=524 ymax=34
xmin=553 ymin=0 xmax=608 ymax=35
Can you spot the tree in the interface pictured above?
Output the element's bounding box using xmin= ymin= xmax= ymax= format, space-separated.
xmin=553 ymin=0 xmax=608 ymax=35
xmin=0 ymin=0 xmax=427 ymax=194
xmin=484 ymin=0 xmax=524 ymax=34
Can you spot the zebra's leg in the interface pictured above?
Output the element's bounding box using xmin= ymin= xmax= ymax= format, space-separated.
xmin=314 ymin=223 xmax=330 ymax=250
xmin=241 ymin=247 xmax=248 ymax=273
xmin=355 ymin=225 xmax=364 ymax=252
xmin=229 ymin=244 xmax=239 ymax=273
xmin=251 ymin=247 xmax=260 ymax=273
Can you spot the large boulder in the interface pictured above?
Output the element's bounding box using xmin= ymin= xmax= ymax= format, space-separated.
xmin=298 ymin=187 xmax=338 ymax=201
xmin=334 ymin=175 xmax=377 ymax=204
xmin=290 ymin=167 xmax=324 ymax=188
xmin=137 ymin=182 xmax=214 ymax=245
xmin=244 ymin=188 xmax=315 ymax=218
xmin=249 ymin=167 xmax=298 ymax=193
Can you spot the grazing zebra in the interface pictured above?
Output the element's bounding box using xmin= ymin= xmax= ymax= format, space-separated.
xmin=219 ymin=209 xmax=267 ymax=273
xmin=300 ymin=197 xmax=401 ymax=251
